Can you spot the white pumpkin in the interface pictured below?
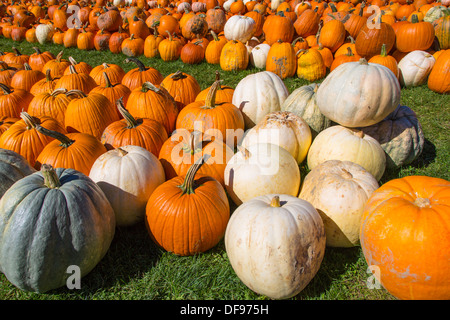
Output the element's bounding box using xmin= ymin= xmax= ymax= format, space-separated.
xmin=281 ymin=83 xmax=333 ymax=137
xmin=224 ymin=15 xmax=256 ymax=44
xmin=316 ymin=58 xmax=401 ymax=128
xmin=89 ymin=145 xmax=165 ymax=227
xmin=232 ymin=71 xmax=289 ymax=129
xmin=299 ymin=160 xmax=379 ymax=248
xmin=358 ymin=105 xmax=425 ymax=169
xmin=249 ymin=43 xmax=271 ymax=69
xmin=35 ymin=23 xmax=55 ymax=45
xmin=240 ymin=111 xmax=312 ymax=164
xmin=307 ymin=125 xmax=386 ymax=180
xmin=222 ymin=0 xmax=235 ymax=11
xmin=423 ymin=6 xmax=449 ymax=22
xmin=398 ymin=50 xmax=436 ymax=87
xmin=270 ymin=0 xmax=284 ymax=11
xmin=225 ymin=194 xmax=326 ymax=299
xmin=224 ymin=143 xmax=300 ymax=205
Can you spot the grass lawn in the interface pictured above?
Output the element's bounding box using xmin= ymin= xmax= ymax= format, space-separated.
xmin=0 ymin=38 xmax=448 ymax=301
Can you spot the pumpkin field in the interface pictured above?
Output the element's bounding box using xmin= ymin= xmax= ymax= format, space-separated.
xmin=0 ymin=0 xmax=449 ymax=302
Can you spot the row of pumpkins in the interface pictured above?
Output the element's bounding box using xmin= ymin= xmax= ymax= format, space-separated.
xmin=0 ymin=45 xmax=448 ymax=300
xmin=0 ymin=0 xmax=449 ymax=92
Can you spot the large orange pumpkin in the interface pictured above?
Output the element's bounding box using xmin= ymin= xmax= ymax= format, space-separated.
xmin=360 ymin=175 xmax=450 ymax=300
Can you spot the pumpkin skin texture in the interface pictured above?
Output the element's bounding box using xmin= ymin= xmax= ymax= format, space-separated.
xmin=232 ymin=71 xmax=289 ymax=129
xmin=360 ymin=175 xmax=450 ymax=300
xmin=0 ymin=148 xmax=36 ymax=199
xmin=299 ymin=160 xmax=379 ymax=248
xmin=224 ymin=143 xmax=301 ymax=206
xmin=224 ymin=194 xmax=326 ymax=299
xmin=427 ymin=49 xmax=450 ymax=94
xmin=358 ymin=105 xmax=425 ymax=169
xmin=89 ymin=146 xmax=165 ymax=227
xmin=145 ymin=157 xmax=230 ymax=256
xmin=241 ymin=111 xmax=312 ymax=165
xmin=307 ymin=125 xmax=386 ymax=181
xmin=398 ymin=50 xmax=436 ymax=87
xmin=316 ymin=59 xmax=401 ymax=128
xmin=0 ymin=165 xmax=115 ymax=293
xmin=280 ymin=83 xmax=332 ymax=138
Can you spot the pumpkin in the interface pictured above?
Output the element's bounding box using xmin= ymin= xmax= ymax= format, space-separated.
xmin=434 ymin=15 xmax=450 ymax=50
xmin=223 ymin=14 xmax=256 ymax=43
xmin=101 ymin=98 xmax=168 ymax=155
xmin=121 ymin=57 xmax=164 ymax=91
xmin=329 ymin=47 xmax=362 ymax=72
xmin=160 ymin=70 xmax=201 ymax=112
xmin=316 ymin=59 xmax=401 ymax=128
xmin=219 ymin=39 xmax=249 ymax=72
xmin=35 ymin=23 xmax=55 ymax=44
xmin=28 ymin=47 xmax=55 ymax=71
xmin=176 ymin=78 xmax=245 ymax=148
xmin=354 ymin=17 xmax=396 ymax=59
xmin=249 ymin=43 xmax=271 ymax=69
xmin=89 ymin=145 xmax=165 ymax=227
xmin=10 ymin=63 xmax=45 ymax=92
xmin=27 ymin=88 xmax=72 ymax=126
xmin=63 ymin=28 xmax=80 ymax=48
xmin=205 ymin=31 xmax=228 ymax=65
xmin=293 ymin=8 xmax=320 ymax=38
xmin=121 ymin=33 xmax=145 ymax=57
xmin=396 ymin=14 xmax=435 ymax=53
xmin=0 ymin=148 xmax=36 ymax=199
xmin=265 ymin=40 xmax=297 ymax=79
xmin=195 ymin=71 xmax=234 ymax=104
xmin=307 ymin=125 xmax=386 ymax=181
xmin=368 ymin=44 xmax=400 ymax=79
xmin=0 ymin=164 xmax=115 ymax=293
xmin=41 ymin=51 xmax=70 ymax=78
xmin=360 ymin=175 xmax=450 ymax=300
xmin=126 ymin=81 xmax=179 ymax=135
xmin=180 ymin=40 xmax=206 ymax=64
xmin=89 ymin=62 xmax=126 ymax=86
xmin=64 ymin=89 xmax=119 ymax=140
xmin=30 ymin=69 xmax=58 ymax=96
xmin=0 ymin=116 xmax=18 ymax=137
xmin=0 ymin=83 xmax=33 ymax=119
xmin=280 ymin=83 xmax=332 ymax=138
xmin=225 ymin=194 xmax=326 ymax=299
xmin=427 ymin=49 xmax=450 ymax=94
xmin=262 ymin=11 xmax=295 ymax=45
xmin=0 ymin=62 xmax=18 ymax=88
xmin=63 ymin=57 xmax=93 ymax=75
xmin=224 ymin=143 xmax=301 ymax=205
xmin=398 ymin=50 xmax=436 ymax=87
xmin=0 ymin=112 xmax=67 ymax=168
xmin=35 ymin=125 xmax=107 ymax=176
xmin=145 ymin=156 xmax=230 ymax=256
xmin=299 ymin=160 xmax=379 ymax=247
xmin=90 ymin=72 xmax=131 ymax=112
xmin=296 ymin=48 xmax=327 ymax=81
xmin=144 ymin=29 xmax=164 ymax=59
xmin=158 ymin=31 xmax=183 ymax=62
xmin=94 ymin=29 xmax=112 ymax=51
xmin=241 ymin=111 xmax=312 ymax=164
xmin=109 ymin=26 xmax=129 ymax=54
xmin=318 ymin=19 xmax=347 ymax=53
xmin=358 ymin=105 xmax=425 ymax=169
xmin=232 ymin=71 xmax=289 ymax=129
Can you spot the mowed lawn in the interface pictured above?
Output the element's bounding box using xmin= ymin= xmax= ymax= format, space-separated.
xmin=0 ymin=38 xmax=448 ymax=301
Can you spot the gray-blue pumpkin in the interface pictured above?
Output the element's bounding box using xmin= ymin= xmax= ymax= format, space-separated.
xmin=0 ymin=164 xmax=115 ymax=293
xmin=0 ymin=148 xmax=36 ymax=199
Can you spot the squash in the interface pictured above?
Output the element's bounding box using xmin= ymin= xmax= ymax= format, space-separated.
xmin=0 ymin=148 xmax=36 ymax=199
xmin=307 ymin=125 xmax=386 ymax=181
xmin=299 ymin=160 xmax=379 ymax=247
xmin=358 ymin=105 xmax=425 ymax=169
xmin=241 ymin=111 xmax=312 ymax=164
xmin=360 ymin=175 xmax=450 ymax=300
xmin=225 ymin=194 xmax=326 ymax=299
xmin=224 ymin=143 xmax=301 ymax=205
xmin=145 ymin=156 xmax=230 ymax=256
xmin=398 ymin=50 xmax=436 ymax=87
xmin=427 ymin=49 xmax=450 ymax=94
xmin=0 ymin=164 xmax=115 ymax=293
xmin=223 ymin=14 xmax=256 ymax=43
xmin=316 ymin=58 xmax=401 ymax=128
xmin=232 ymin=71 xmax=289 ymax=129
xmin=249 ymin=43 xmax=270 ymax=69
xmin=89 ymin=145 xmax=165 ymax=227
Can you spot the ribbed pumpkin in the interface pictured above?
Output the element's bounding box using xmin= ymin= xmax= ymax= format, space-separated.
xmin=318 ymin=19 xmax=346 ymax=53
xmin=396 ymin=14 xmax=435 ymax=52
xmin=0 ymin=112 xmax=67 ymax=168
xmin=35 ymin=126 xmax=107 ymax=176
xmin=296 ymin=48 xmax=327 ymax=81
xmin=195 ymin=71 xmax=234 ymax=104
xmin=265 ymin=39 xmax=297 ymax=79
xmin=427 ymin=49 xmax=450 ymax=94
xmin=220 ymin=39 xmax=249 ymax=71
xmin=433 ymin=15 xmax=450 ymax=50
xmin=158 ymin=31 xmax=183 ymax=62
xmin=0 ymin=116 xmax=18 ymax=137
xmin=368 ymin=44 xmax=400 ymax=79
xmin=63 ymin=57 xmax=93 ymax=75
xmin=262 ymin=11 xmax=295 ymax=45
xmin=28 ymin=47 xmax=55 ymax=71
xmin=176 ymin=79 xmax=245 ymax=148
xmin=30 ymin=69 xmax=58 ymax=96
xmin=0 ymin=164 xmax=115 ymax=293
xmin=41 ymin=51 xmax=70 ymax=78
xmin=10 ymin=63 xmax=45 ymax=92
xmin=90 ymin=72 xmax=131 ymax=113
xmin=355 ymin=18 xmax=396 ymax=59
xmin=121 ymin=57 xmax=164 ymax=91
xmin=0 ymin=62 xmax=18 ymax=87
xmin=145 ymin=156 xmax=230 ymax=256
xmin=126 ymin=81 xmax=179 ymax=135
xmin=55 ymin=65 xmax=98 ymax=94
xmin=329 ymin=47 xmax=362 ymax=72
xmin=89 ymin=62 xmax=126 ymax=86
xmin=101 ymin=99 xmax=168 ymax=155
xmin=205 ymin=31 xmax=228 ymax=64
xmin=27 ymin=88 xmax=72 ymax=126
xmin=0 ymin=148 xmax=36 ymax=199
xmin=160 ymin=70 xmax=201 ymax=112
xmin=0 ymin=83 xmax=33 ymax=118
xmin=64 ymin=89 xmax=119 ymax=140
xmin=360 ymin=175 xmax=450 ymax=300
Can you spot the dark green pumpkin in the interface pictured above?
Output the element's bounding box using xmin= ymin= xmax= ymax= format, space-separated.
xmin=0 ymin=148 xmax=36 ymax=199
xmin=0 ymin=164 xmax=115 ymax=293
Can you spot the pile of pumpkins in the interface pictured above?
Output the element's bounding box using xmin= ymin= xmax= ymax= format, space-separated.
xmin=0 ymin=0 xmax=449 ymax=93
xmin=0 ymin=42 xmax=448 ymax=301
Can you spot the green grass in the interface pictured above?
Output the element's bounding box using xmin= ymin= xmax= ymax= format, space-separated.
xmin=0 ymin=38 xmax=448 ymax=301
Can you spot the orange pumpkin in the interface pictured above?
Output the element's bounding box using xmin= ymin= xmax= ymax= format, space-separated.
xmin=360 ymin=175 xmax=450 ymax=300
xmin=427 ymin=49 xmax=450 ymax=94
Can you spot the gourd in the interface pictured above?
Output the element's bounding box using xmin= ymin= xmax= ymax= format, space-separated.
xmin=89 ymin=145 xmax=165 ymax=227
xmin=360 ymin=175 xmax=450 ymax=300
xmin=0 ymin=164 xmax=115 ymax=293
xmin=299 ymin=160 xmax=379 ymax=247
xmin=224 ymin=143 xmax=301 ymax=205
xmin=225 ymin=194 xmax=326 ymax=299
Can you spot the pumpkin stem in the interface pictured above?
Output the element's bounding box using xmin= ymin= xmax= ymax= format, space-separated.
xmin=124 ymin=57 xmax=148 ymax=72
xmin=65 ymin=89 xmax=87 ymax=99
xmin=0 ymin=83 xmax=12 ymax=95
xmin=238 ymin=146 xmax=251 ymax=160
xmin=414 ymin=197 xmax=431 ymax=208
xmin=41 ymin=164 xmax=61 ymax=189
xmin=341 ymin=169 xmax=353 ymax=179
xmin=141 ymin=81 xmax=161 ymax=93
xmin=68 ymin=56 xmax=78 ymax=66
xmin=204 ymin=79 xmax=222 ymax=109
xmin=23 ymin=63 xmax=32 ymax=70
xmin=270 ymin=195 xmax=281 ymax=207
xmin=117 ymin=98 xmax=138 ymax=128
xmin=379 ymin=43 xmax=387 ymax=57
xmin=35 ymin=125 xmax=75 ymax=148
xmin=50 ymin=88 xmax=68 ymax=97
xmin=20 ymin=112 xmax=38 ymax=130
xmin=178 ymin=154 xmax=211 ymax=195
xmin=117 ymin=147 xmax=128 ymax=157
xmin=102 ymin=71 xmax=113 ymax=88
xmin=170 ymin=70 xmax=187 ymax=80
xmin=55 ymin=51 xmax=64 ymax=62
xmin=32 ymin=47 xmax=42 ymax=55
